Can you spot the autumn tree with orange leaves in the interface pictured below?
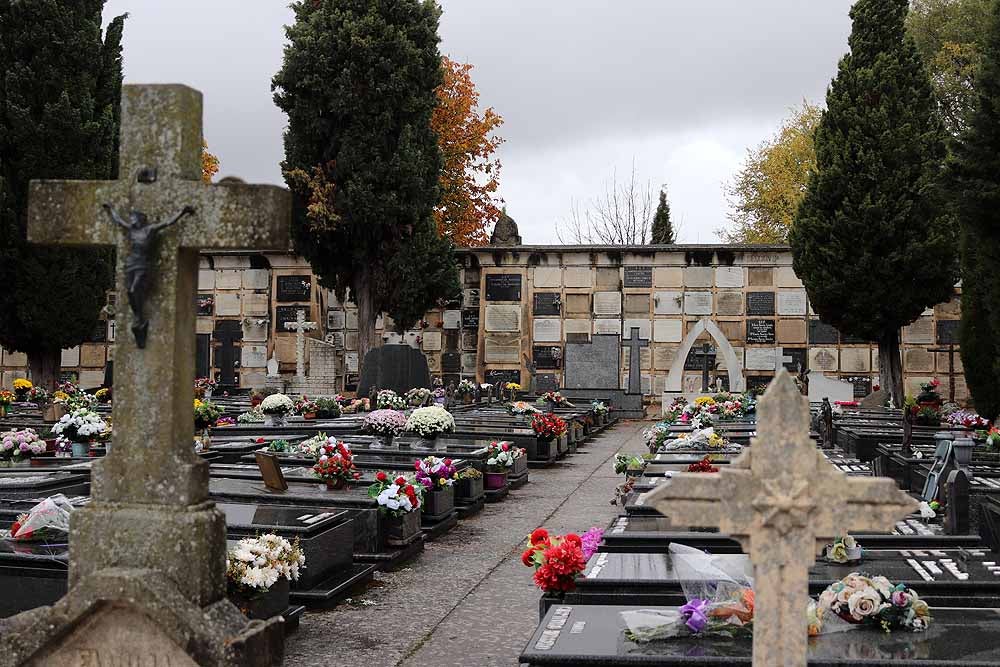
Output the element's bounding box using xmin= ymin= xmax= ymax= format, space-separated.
xmin=431 ymin=56 xmax=504 ymax=246
xmin=202 ymin=143 xmax=220 ymax=183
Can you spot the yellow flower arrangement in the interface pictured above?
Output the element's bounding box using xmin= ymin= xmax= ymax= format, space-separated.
xmin=693 ymin=396 xmax=716 ymax=407
xmin=13 ymin=379 xmax=32 ymax=391
xmin=194 ymin=399 xmax=204 ymax=409
xmin=707 ymin=433 xmax=726 ymax=449
xmin=53 ymin=390 xmax=70 ymax=402
xmin=506 ymin=383 xmax=521 ymax=391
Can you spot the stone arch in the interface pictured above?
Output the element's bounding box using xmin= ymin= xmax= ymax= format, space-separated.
xmin=665 ymin=318 xmax=745 ymax=393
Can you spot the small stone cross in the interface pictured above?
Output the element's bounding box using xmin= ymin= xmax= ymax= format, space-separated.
xmin=644 ymin=370 xmax=916 ymax=667
xmin=621 ymin=327 xmax=649 ymax=396
xmin=284 ymin=308 xmax=317 ymax=380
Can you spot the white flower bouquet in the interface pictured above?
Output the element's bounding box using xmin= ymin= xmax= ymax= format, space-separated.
xmin=375 ymin=390 xmax=407 ymax=410
xmin=404 ymin=406 xmax=456 ymax=438
xmin=506 ymin=401 xmax=539 ymax=416
xmin=260 ymin=394 xmax=294 ymax=416
xmin=50 ymin=409 xmax=108 ymax=443
xmin=226 ymin=533 xmax=305 ymax=594
xmin=238 ymin=408 xmax=265 ymax=424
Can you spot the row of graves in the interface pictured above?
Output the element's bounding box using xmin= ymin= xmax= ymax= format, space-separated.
xmin=514 ymin=371 xmax=1000 ymax=666
xmin=0 ymin=378 xmax=616 ymax=635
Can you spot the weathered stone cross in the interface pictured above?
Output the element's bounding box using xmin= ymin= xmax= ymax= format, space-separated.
xmin=10 ymin=85 xmax=291 ymax=665
xmin=621 ymin=326 xmax=649 ymax=396
xmin=284 ymin=308 xmax=317 ymax=380
xmin=644 ymin=370 xmax=916 ymax=667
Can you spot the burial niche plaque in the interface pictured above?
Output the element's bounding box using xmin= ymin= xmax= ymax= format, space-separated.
xmin=276 ymin=274 xmax=311 ymax=302
xmin=485 ymin=369 xmax=520 ymax=386
xmin=275 ymin=306 xmax=300 ymax=333
xmin=623 ymin=265 xmax=653 ymax=288
xmin=746 ymin=319 xmax=776 ymax=345
xmin=937 ymin=320 xmax=960 ymax=345
xmin=485 ymin=274 xmax=522 ymax=301
xmin=462 ymin=309 xmax=480 ymax=330
xmin=532 ymin=293 xmax=562 ymax=316
xmin=746 ymin=291 xmax=775 ymax=316
xmin=533 ymin=345 xmax=563 ymax=370
xmin=809 ymin=319 xmax=841 ymax=344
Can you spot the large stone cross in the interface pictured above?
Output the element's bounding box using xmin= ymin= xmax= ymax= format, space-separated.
xmin=644 ymin=370 xmax=916 ymax=667
xmin=284 ymin=308 xmax=316 ymax=380
xmin=25 ymin=86 xmax=290 ymax=611
xmin=622 ymin=326 xmax=649 ymax=396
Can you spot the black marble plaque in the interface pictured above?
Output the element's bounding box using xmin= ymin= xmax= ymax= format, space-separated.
xmin=533 ymin=345 xmax=563 ymax=370
xmin=462 ymin=309 xmax=480 ymax=330
xmin=746 ymin=291 xmax=775 ymax=316
xmin=532 ymin=292 xmax=562 ymax=316
xmin=747 ymin=375 xmax=774 ymax=395
xmin=485 ymin=369 xmax=521 ymax=386
xmin=808 ymin=319 xmax=840 ymax=344
xmin=841 ymin=332 xmax=871 ymax=344
xmin=197 ymin=294 xmax=214 ymax=317
xmin=485 ymin=274 xmax=522 ymax=301
xmin=623 ymin=266 xmax=653 ymax=288
xmin=535 ymin=373 xmax=559 ymax=394
xmin=275 ymin=306 xmax=301 ymax=332
xmin=846 ymin=376 xmax=872 ymax=399
xmin=276 ymin=275 xmax=312 ymax=302
xmin=684 ymin=345 xmax=717 ymax=372
xmin=746 ymin=319 xmax=776 ymax=344
xmin=441 ymin=352 xmax=462 ymax=373
xmin=937 ymin=319 xmax=960 ymax=345
xmin=781 ymin=347 xmax=807 ymax=374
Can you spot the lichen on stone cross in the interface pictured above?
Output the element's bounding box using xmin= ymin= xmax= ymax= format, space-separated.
xmin=643 ymin=370 xmax=917 ymax=667
xmin=284 ymin=308 xmax=317 ymax=380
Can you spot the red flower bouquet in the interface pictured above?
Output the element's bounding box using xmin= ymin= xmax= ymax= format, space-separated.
xmin=687 ymin=456 xmax=719 ymax=473
xmin=312 ymin=440 xmax=362 ymax=488
xmin=532 ymin=413 xmax=568 ymax=441
xmin=522 ymin=528 xmax=588 ymax=593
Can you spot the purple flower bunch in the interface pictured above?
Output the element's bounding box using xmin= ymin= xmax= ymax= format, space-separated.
xmin=580 ymin=527 xmax=604 ymax=561
xmin=679 ymin=598 xmax=710 ymax=633
xmin=414 ymin=456 xmax=457 ymax=490
xmin=0 ymin=428 xmax=46 ymax=460
xmin=362 ymin=409 xmax=408 ymax=436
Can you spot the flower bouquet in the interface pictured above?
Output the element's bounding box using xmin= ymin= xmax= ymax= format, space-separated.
xmin=51 ymin=409 xmax=108 ymax=457
xmin=193 ymin=399 xmax=223 ymax=430
xmin=375 ymin=390 xmax=407 ymax=411
xmin=613 ymin=453 xmax=645 ymax=476
xmin=686 ymin=456 xmax=719 ymax=473
xmin=267 ymin=439 xmax=292 ymax=453
xmin=0 ymin=390 xmax=13 ymax=417
xmin=313 ymin=397 xmax=342 ymax=419
xmin=12 ymin=378 xmax=32 ymax=401
xmin=238 ymin=408 xmax=265 ymax=424
xmin=406 ymin=387 xmax=433 ymax=407
xmin=943 ymin=409 xmax=989 ymax=429
xmin=808 ymin=572 xmax=931 ymax=635
xmin=487 ymin=440 xmax=525 ymax=470
xmin=312 ymin=439 xmax=361 ymax=489
xmin=987 ymin=426 xmax=1000 ymax=451
xmin=521 ymin=528 xmax=589 ymax=593
xmin=507 ymin=401 xmax=540 ymax=417
xmin=296 ymin=433 xmax=337 ymax=459
xmin=404 ymin=406 xmax=456 ymax=443
xmin=415 ymin=456 xmax=457 ymax=515
xmin=260 ymin=393 xmax=294 ymax=426
xmin=367 ymin=472 xmax=424 ymax=545
xmin=591 ymin=401 xmax=610 ymax=423
xmin=536 ymin=391 xmax=573 ymax=409
xmin=660 ymin=427 xmax=742 ymax=453
xmin=532 ymin=413 xmax=567 ymax=442
xmin=94 ymin=387 xmax=111 ymax=404
xmin=5 ymin=495 xmax=75 ymax=542
xmin=456 ymin=379 xmax=477 ymax=400
xmin=362 ymin=409 xmax=408 ymax=447
xmin=824 ymin=535 xmax=863 ymax=564
xmin=194 ymin=377 xmax=217 ymax=399
xmin=226 ymin=534 xmax=304 ymax=619
xmin=0 ymin=428 xmax=47 ymax=463
xmin=294 ymin=397 xmax=319 ymax=418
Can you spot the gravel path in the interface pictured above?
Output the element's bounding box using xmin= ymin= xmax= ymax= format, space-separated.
xmin=283 ymin=420 xmax=650 ymax=667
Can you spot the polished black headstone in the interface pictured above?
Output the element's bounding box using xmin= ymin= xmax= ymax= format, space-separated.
xmin=275 ymin=306 xmax=301 ymax=332
xmin=533 ymin=293 xmax=562 ymax=316
xmin=745 ymin=319 xmax=775 ymax=344
xmin=623 ymin=266 xmax=652 ymax=288
xmin=462 ymin=309 xmax=480 ymax=330
xmin=533 ymin=345 xmax=562 ymax=370
xmin=485 ymin=368 xmax=521 ymax=386
xmin=485 ymin=274 xmax=522 ymax=301
xmin=781 ymin=347 xmax=807 ymax=373
xmin=213 ymin=320 xmax=243 ymax=387
xmin=356 ymin=344 xmax=432 ymax=396
xmin=536 ymin=373 xmax=559 ymax=394
xmin=937 ymin=320 xmax=960 ymax=345
xmin=276 ymin=274 xmax=312 ymax=302
xmin=195 ymin=333 xmax=211 ymax=380
xmin=745 ymin=291 xmax=775 ymax=316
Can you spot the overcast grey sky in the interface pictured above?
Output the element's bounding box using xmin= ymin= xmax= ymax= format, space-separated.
xmin=103 ymin=0 xmax=856 ymax=243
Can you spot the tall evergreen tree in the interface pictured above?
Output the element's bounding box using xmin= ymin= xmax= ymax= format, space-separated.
xmin=0 ymin=2 xmax=125 ymax=389
xmin=946 ymin=0 xmax=1000 ymax=419
xmin=650 ymin=189 xmax=676 ymax=244
xmin=273 ymin=0 xmax=459 ymax=362
xmin=789 ymin=0 xmax=956 ymax=406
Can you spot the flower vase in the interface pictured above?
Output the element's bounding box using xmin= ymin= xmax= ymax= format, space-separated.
xmin=0 ymin=405 xmax=6 ymax=418
xmin=384 ymin=510 xmax=421 ymax=546
xmin=200 ymin=428 xmax=211 ymax=450
xmin=484 ymin=469 xmax=508 ymax=490
xmin=325 ymin=478 xmax=347 ymax=491
xmin=372 ymin=434 xmax=394 ymax=449
xmin=264 ymin=413 xmax=287 ymax=428
xmin=456 ymin=475 xmax=484 ymax=503
xmin=303 ymin=412 xmax=317 ymax=421
xmin=463 ymin=395 xmax=473 ymax=405
xmin=71 ymin=441 xmax=90 ymax=458
xmin=229 ymin=577 xmax=289 ymax=620
xmin=204 ymin=389 xmax=213 ymax=400
xmin=414 ymin=436 xmax=437 ymax=450
xmin=422 ymin=485 xmax=455 ymax=517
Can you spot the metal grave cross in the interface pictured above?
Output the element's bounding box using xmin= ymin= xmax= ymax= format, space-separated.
xmin=621 ymin=326 xmax=649 ymax=396
xmin=28 ymin=85 xmax=291 ymax=510
xmin=644 ymin=370 xmax=917 ymax=667
xmin=284 ymin=308 xmax=317 ymax=380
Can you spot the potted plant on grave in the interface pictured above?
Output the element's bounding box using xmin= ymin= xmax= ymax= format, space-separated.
xmin=916 ymin=378 xmax=943 ymax=410
xmin=591 ymin=401 xmax=609 ymax=426
xmin=311 ymin=439 xmax=361 ymax=490
xmin=367 ymin=472 xmax=424 ymax=546
xmin=267 ymin=439 xmax=292 ymax=454
xmin=94 ymin=388 xmax=111 ymax=405
xmin=404 ymin=406 xmax=456 ymax=449
xmin=193 ymin=399 xmax=223 ymax=449
xmin=531 ymin=413 xmax=567 ymax=459
xmin=226 ymin=533 xmax=305 ymax=620
xmin=520 ymin=528 xmax=590 ymax=607
xmin=0 ymin=429 xmax=47 ymax=466
xmin=405 ymin=387 xmax=433 ymax=407
xmin=487 ymin=440 xmax=528 ymax=478
xmin=506 ymin=400 xmax=540 ymax=424
xmin=823 ymin=535 xmax=863 ymax=564
xmin=454 ymin=467 xmax=484 ymax=504
xmin=613 ymin=454 xmax=645 ymax=479
xmin=194 ymin=377 xmax=218 ymax=399
xmin=238 ymin=407 xmax=265 ymax=424
xmin=12 ymin=378 xmax=32 ymax=402
xmin=414 ymin=456 xmax=458 ymax=517
xmin=313 ymin=397 xmax=342 ymax=420
xmin=0 ymin=390 xmax=13 ymax=418
xmin=375 ymin=389 xmax=407 ymax=411
xmin=456 ymin=379 xmax=476 ymax=404
xmin=260 ymin=393 xmax=294 ymax=427
xmin=294 ymin=396 xmax=319 ymax=420
xmin=362 ymin=409 xmax=408 ymax=448
xmin=50 ymin=408 xmax=108 ymax=458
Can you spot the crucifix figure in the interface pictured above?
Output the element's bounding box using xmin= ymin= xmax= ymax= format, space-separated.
xmin=11 ymin=84 xmax=291 ymax=663
xmin=284 ymin=308 xmax=317 ymax=380
xmin=102 ymin=203 xmax=195 ymax=347
xmin=621 ymin=327 xmax=649 ymax=396
xmin=644 ymin=370 xmax=916 ymax=667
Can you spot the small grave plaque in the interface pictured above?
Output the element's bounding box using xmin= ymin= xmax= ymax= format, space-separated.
xmin=746 ymin=319 xmax=776 ymax=344
xmin=777 ymin=289 xmax=808 ymax=316
xmin=462 ymin=330 xmax=478 ymax=350
xmin=808 ymin=319 xmax=840 ymax=344
xmin=533 ymin=318 xmax=561 ymax=342
xmin=196 ymin=294 xmax=213 ymax=317
xmin=593 ymin=292 xmax=622 ymax=315
xmin=276 ymin=274 xmax=312 ymax=302
xmin=485 ymin=274 xmax=522 ymax=301
xmin=684 ymin=345 xmax=717 ymax=371
xmin=442 ymin=310 xmax=461 ymax=330
xmin=485 ymin=305 xmax=521 ymax=332
xmin=484 ymin=334 xmax=520 ymax=364
xmin=746 ymin=375 xmax=773 ymax=394
xmin=745 ymin=347 xmax=778 ymax=371
xmin=462 ymin=309 xmax=480 ymax=330
xmin=746 ymin=291 xmax=775 ymax=316
xmin=593 ymin=319 xmax=621 ymax=335
xmin=684 ymin=291 xmax=713 ymax=315
xmin=781 ymin=347 xmax=807 ymax=373
xmin=275 ymin=306 xmax=300 ymax=333
xmin=485 ymin=369 xmax=520 ymax=386
xmin=937 ymin=320 xmax=960 ymax=345
xmin=846 ymin=376 xmax=872 ymax=399
xmin=533 ymin=345 xmax=563 ymax=370
xmin=441 ymin=352 xmax=462 ymax=373
xmin=254 ymin=452 xmax=288 ymax=491
xmin=536 ymin=373 xmax=559 ymax=393
xmin=463 ymin=288 xmax=481 ymax=308
xmin=533 ymin=293 xmax=562 ymax=316
xmin=623 ymin=265 xmax=653 ymax=288
xmin=327 ymin=309 xmax=346 ymax=330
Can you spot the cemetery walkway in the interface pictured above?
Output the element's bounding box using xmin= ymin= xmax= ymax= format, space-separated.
xmin=283 ymin=420 xmax=649 ymax=667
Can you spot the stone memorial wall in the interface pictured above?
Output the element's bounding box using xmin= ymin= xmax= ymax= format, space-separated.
xmin=0 ymin=245 xmax=966 ymax=402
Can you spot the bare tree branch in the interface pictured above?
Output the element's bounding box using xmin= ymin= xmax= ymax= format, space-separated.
xmin=556 ymin=161 xmax=655 ymax=245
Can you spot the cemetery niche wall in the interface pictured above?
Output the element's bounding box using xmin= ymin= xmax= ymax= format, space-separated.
xmin=0 ymin=245 xmax=964 ymax=404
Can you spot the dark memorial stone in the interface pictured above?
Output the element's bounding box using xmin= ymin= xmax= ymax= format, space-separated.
xmin=195 ymin=333 xmax=211 ymax=379
xmin=536 ymin=373 xmax=559 ymax=394
xmin=276 ymin=274 xmax=312 ymax=302
xmin=842 ymin=332 xmax=870 ymax=344
xmin=275 ymin=306 xmax=300 ymax=332
xmin=937 ymin=320 xmax=960 ymax=345
xmin=746 ymin=291 xmax=775 ymax=316
xmin=485 ymin=369 xmax=520 ymax=386
xmin=746 ymin=375 xmax=773 ymax=394
xmin=847 ymin=376 xmax=872 ymax=399
xmin=441 ymin=352 xmax=462 ymax=373
xmin=623 ymin=266 xmax=652 ymax=288
xmin=746 ymin=319 xmax=775 ymax=344
xmin=563 ymin=334 xmax=619 ymax=390
xmin=533 ymin=345 xmax=562 ymax=370
xmin=781 ymin=347 xmax=807 ymax=373
xmin=213 ymin=320 xmax=242 ymax=387
xmin=357 ymin=344 xmax=432 ymax=397
xmin=684 ymin=345 xmax=717 ymax=371
xmin=462 ymin=309 xmax=480 ymax=330
xmin=532 ymin=293 xmax=562 ymax=316
xmin=809 ymin=319 xmax=840 ymax=344
xmin=485 ymin=274 xmax=522 ymax=301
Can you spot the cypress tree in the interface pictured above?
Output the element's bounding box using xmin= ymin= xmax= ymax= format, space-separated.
xmin=0 ymin=2 xmax=125 ymax=389
xmin=650 ymin=189 xmax=676 ymax=244
xmin=946 ymin=0 xmax=1000 ymax=419
xmin=273 ymin=0 xmax=459 ymax=360
xmin=789 ymin=0 xmax=956 ymax=406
